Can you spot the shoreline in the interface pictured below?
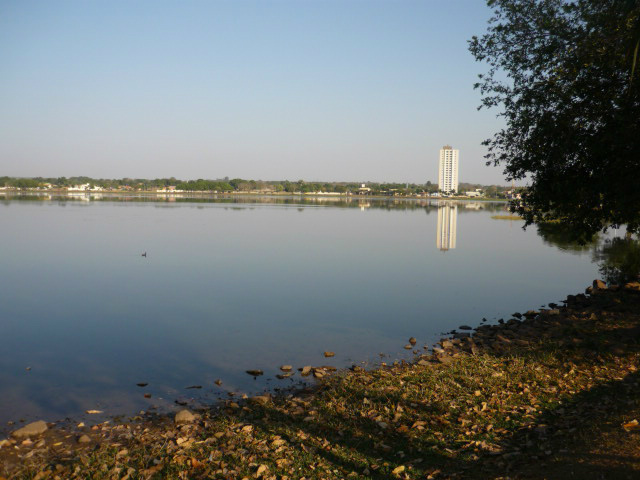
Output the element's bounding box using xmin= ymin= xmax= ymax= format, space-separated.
xmin=0 ymin=189 xmax=509 ymax=203
xmin=3 ymin=281 xmax=640 ymax=478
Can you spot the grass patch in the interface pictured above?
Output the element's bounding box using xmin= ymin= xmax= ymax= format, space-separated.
xmin=491 ymin=215 xmax=522 ymax=220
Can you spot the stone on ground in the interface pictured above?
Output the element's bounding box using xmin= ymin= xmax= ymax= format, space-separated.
xmin=175 ymin=409 xmax=196 ymax=424
xmin=11 ymin=420 xmax=48 ymax=439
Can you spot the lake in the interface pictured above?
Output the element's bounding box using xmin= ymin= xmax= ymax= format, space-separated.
xmin=0 ymin=193 xmax=609 ymax=429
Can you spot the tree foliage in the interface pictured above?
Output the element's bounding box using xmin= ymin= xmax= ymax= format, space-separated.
xmin=470 ymin=0 xmax=640 ymax=241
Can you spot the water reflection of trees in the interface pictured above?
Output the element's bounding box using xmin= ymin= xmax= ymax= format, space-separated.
xmin=537 ymin=222 xmax=640 ymax=285
xmin=0 ymin=193 xmax=507 ymax=213
xmin=594 ymin=237 xmax=640 ymax=285
xmin=536 ymin=222 xmax=599 ymax=254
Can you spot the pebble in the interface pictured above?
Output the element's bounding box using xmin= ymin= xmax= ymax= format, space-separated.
xmin=453 ymin=332 xmax=470 ymax=339
xmin=250 ymin=395 xmax=271 ymax=405
xmin=593 ymin=279 xmax=607 ymax=290
xmin=280 ymin=365 xmax=293 ymax=371
xmin=11 ymin=420 xmax=48 ymax=439
xmin=324 ymin=351 xmax=335 ymax=358
xmin=77 ymin=434 xmax=91 ymax=444
xmin=174 ymin=409 xmax=196 ymax=424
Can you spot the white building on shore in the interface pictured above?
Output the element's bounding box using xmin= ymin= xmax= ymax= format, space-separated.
xmin=438 ymin=145 xmax=459 ymax=194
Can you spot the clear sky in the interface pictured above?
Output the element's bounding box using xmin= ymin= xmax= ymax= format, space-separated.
xmin=0 ymin=0 xmax=507 ymax=184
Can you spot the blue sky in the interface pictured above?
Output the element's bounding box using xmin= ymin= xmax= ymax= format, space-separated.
xmin=0 ymin=0 xmax=506 ymax=184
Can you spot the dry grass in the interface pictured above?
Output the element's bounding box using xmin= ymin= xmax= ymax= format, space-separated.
xmin=491 ymin=215 xmax=522 ymax=220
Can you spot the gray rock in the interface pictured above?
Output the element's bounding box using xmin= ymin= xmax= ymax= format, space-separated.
xmin=435 ymin=354 xmax=454 ymax=364
xmin=593 ymin=279 xmax=607 ymax=290
xmin=453 ymin=332 xmax=470 ymax=339
xmin=174 ymin=409 xmax=196 ymax=424
xmin=440 ymin=339 xmax=454 ymax=349
xmin=11 ymin=420 xmax=48 ymax=439
xmin=625 ymin=282 xmax=640 ymax=292
xmin=249 ymin=395 xmax=271 ymax=405
xmin=458 ymin=325 xmax=472 ymax=330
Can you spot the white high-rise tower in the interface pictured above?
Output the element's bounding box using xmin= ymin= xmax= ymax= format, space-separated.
xmin=438 ymin=145 xmax=459 ymax=194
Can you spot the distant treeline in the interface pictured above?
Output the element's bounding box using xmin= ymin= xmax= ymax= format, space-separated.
xmin=0 ymin=176 xmax=516 ymax=197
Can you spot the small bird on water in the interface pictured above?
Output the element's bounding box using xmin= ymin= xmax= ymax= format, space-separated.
xmin=141 ymin=252 xmax=147 ymax=257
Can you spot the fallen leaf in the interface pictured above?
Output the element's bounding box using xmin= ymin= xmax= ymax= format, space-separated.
xmin=256 ymin=464 xmax=268 ymax=476
xmin=623 ymin=419 xmax=640 ymax=432
xmin=392 ymin=465 xmax=405 ymax=475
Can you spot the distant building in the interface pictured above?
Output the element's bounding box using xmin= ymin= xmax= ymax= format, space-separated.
xmin=68 ymin=183 xmax=90 ymax=191
xmin=358 ymin=183 xmax=371 ymax=195
xmin=438 ymin=145 xmax=459 ymax=194
xmin=464 ymin=189 xmax=483 ymax=197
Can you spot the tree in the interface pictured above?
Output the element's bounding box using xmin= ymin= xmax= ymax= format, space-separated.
xmin=470 ymin=0 xmax=640 ymax=241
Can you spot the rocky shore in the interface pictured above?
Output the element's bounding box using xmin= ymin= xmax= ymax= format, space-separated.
xmin=2 ymin=280 xmax=640 ymax=479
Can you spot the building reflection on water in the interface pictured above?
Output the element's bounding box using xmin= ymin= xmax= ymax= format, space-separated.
xmin=437 ymin=203 xmax=458 ymax=251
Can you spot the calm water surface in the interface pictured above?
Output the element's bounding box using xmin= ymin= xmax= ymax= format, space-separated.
xmin=0 ymin=194 xmax=606 ymax=428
